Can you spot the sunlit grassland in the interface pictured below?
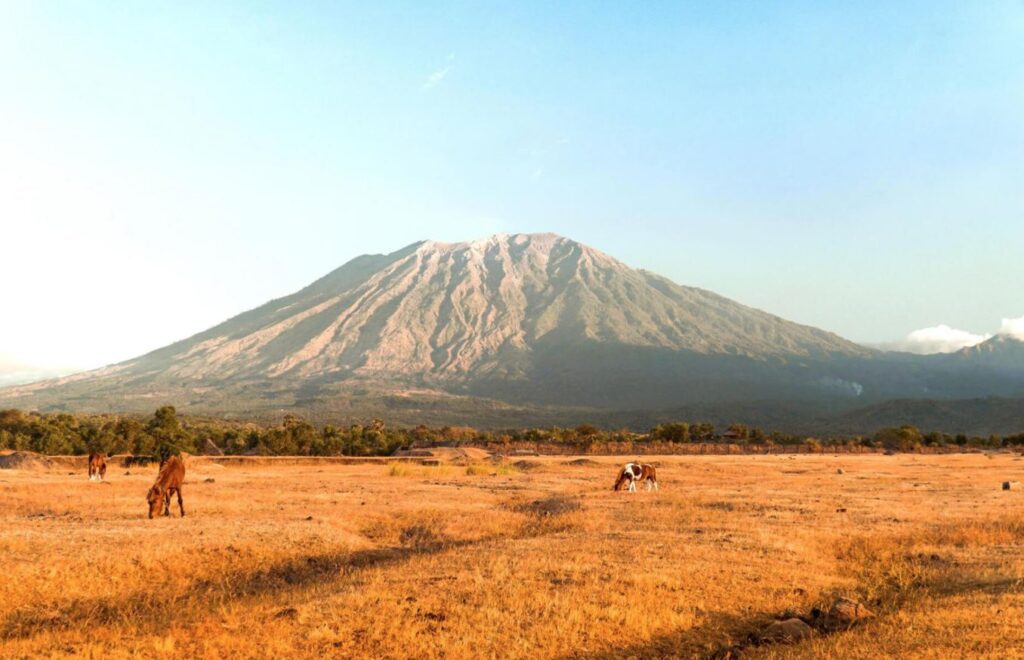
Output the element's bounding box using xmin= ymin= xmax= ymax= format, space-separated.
xmin=1 ymin=453 xmax=1023 ymax=658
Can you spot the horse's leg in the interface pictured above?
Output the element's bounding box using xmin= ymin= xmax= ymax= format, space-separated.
xmin=163 ymin=492 xmax=171 ymax=516
xmin=628 ymin=480 xmax=636 ymax=493
xmin=177 ymin=487 xmax=185 ymax=517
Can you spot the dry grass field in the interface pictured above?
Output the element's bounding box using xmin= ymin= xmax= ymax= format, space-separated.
xmin=2 ymin=452 xmax=1024 ymax=659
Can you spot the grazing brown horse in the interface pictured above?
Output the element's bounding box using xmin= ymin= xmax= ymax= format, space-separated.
xmin=88 ymin=453 xmax=107 ymax=481
xmin=146 ymin=455 xmax=185 ymax=518
xmin=613 ymin=462 xmax=658 ymax=492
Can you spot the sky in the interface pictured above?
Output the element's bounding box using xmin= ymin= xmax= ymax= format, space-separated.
xmin=1 ymin=2 xmax=1023 ymax=377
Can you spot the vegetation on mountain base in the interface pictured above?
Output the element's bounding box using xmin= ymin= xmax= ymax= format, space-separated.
xmin=1 ymin=407 xmax=1021 ymax=457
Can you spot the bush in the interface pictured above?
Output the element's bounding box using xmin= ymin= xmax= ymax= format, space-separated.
xmin=649 ymin=423 xmax=690 ymax=443
xmin=873 ymin=426 xmax=924 ymax=452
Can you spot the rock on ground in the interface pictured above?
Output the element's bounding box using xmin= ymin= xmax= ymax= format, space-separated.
xmin=823 ymin=597 xmax=874 ymax=630
xmin=759 ymin=618 xmax=815 ymax=643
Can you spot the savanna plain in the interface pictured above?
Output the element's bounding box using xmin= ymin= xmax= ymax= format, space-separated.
xmin=2 ymin=452 xmax=1023 ymax=659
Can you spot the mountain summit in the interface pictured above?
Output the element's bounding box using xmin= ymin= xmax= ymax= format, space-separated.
xmin=123 ymin=232 xmax=866 ymax=385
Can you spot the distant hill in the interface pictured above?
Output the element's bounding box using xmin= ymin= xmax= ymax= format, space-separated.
xmin=949 ymin=335 xmax=1024 ymax=372
xmin=826 ymin=396 xmax=1024 ymax=437
xmin=2 ymin=233 xmax=1023 ymax=431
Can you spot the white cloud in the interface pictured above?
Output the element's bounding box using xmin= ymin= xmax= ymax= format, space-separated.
xmin=422 ymin=53 xmax=455 ymax=90
xmin=881 ymin=324 xmax=992 ymax=354
xmin=998 ymin=315 xmax=1024 ymax=340
xmin=875 ymin=315 xmax=1024 ymax=354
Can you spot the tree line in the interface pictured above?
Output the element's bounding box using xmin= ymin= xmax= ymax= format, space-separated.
xmin=0 ymin=407 xmax=1021 ymax=457
xmin=649 ymin=422 xmax=1024 ymax=451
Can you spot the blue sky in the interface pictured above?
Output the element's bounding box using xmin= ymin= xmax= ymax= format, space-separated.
xmin=1 ymin=2 xmax=1022 ymax=373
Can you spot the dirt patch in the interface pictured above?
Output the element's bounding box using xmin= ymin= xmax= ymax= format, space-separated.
xmin=512 ymin=460 xmax=543 ymax=471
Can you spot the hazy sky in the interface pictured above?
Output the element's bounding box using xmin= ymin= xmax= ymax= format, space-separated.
xmin=2 ymin=2 xmax=1022 ymax=373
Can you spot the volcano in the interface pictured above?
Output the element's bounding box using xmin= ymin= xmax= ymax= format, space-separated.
xmin=4 ymin=233 xmax=1022 ymax=428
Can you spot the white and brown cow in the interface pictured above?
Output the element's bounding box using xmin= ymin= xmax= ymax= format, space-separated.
xmin=613 ymin=462 xmax=658 ymax=492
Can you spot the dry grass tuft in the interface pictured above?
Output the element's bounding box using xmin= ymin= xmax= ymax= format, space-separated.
xmin=464 ymin=462 xmax=519 ymax=476
xmin=398 ymin=524 xmax=447 ymax=551
xmin=514 ymin=495 xmax=582 ymax=517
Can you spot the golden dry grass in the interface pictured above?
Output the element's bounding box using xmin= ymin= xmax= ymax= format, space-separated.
xmin=2 ymin=453 xmax=1024 ymax=658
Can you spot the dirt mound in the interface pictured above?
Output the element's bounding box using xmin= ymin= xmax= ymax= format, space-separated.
xmin=564 ymin=458 xmax=601 ymax=467
xmin=0 ymin=451 xmax=55 ymax=471
xmin=393 ymin=447 xmax=492 ymax=462
xmin=512 ymin=460 xmax=543 ymax=471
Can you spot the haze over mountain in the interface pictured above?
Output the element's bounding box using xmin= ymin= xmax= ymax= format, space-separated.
xmin=2 ymin=233 xmax=1023 ymax=432
xmin=0 ymin=356 xmax=79 ymax=387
